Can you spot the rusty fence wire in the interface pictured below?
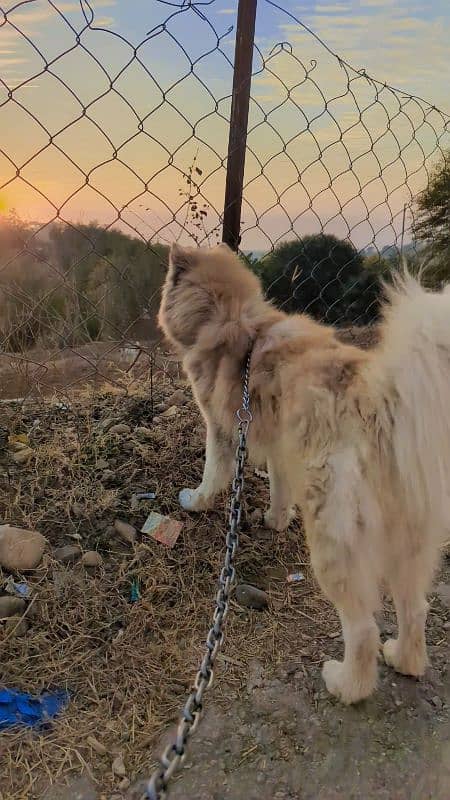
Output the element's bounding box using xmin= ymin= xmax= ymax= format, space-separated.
xmin=0 ymin=0 xmax=449 ymax=400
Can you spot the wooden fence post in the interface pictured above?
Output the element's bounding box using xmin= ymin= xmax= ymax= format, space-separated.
xmin=222 ymin=0 xmax=257 ymax=251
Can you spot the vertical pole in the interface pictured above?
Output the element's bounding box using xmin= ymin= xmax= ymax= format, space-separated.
xmin=400 ymin=202 xmax=407 ymax=256
xmin=222 ymin=0 xmax=257 ymax=252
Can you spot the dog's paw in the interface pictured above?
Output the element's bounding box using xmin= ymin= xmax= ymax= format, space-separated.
xmin=179 ymin=488 xmax=201 ymax=511
xmin=264 ymin=506 xmax=296 ymax=532
xmin=383 ymin=638 xmax=427 ymax=677
xmin=322 ymin=659 xmax=375 ymax=704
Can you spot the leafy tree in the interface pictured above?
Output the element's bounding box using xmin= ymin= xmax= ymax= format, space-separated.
xmin=256 ymin=234 xmax=382 ymax=325
xmin=413 ymin=149 xmax=450 ymax=284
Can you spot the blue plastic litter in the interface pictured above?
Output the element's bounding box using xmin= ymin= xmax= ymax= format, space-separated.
xmin=5 ymin=579 xmax=31 ymax=598
xmin=0 ymin=688 xmax=70 ymax=729
xmin=130 ymin=577 xmax=141 ymax=603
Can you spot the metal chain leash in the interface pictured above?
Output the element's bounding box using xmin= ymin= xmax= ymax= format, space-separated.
xmin=145 ymin=350 xmax=253 ymax=799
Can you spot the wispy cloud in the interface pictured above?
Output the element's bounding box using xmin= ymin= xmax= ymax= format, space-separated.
xmin=314 ymin=3 xmax=352 ymax=11
xmin=94 ymin=15 xmax=114 ymax=27
xmin=5 ymin=0 xmax=116 ymax=24
xmin=360 ymin=0 xmax=393 ymax=6
xmin=0 ymin=57 xmax=28 ymax=65
xmin=277 ymin=3 xmax=449 ymax=113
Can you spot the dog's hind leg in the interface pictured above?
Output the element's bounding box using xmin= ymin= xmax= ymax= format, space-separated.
xmin=304 ymin=449 xmax=381 ymax=704
xmin=264 ymin=451 xmax=296 ymax=532
xmin=179 ymin=423 xmax=234 ymax=512
xmin=383 ymin=541 xmax=436 ymax=677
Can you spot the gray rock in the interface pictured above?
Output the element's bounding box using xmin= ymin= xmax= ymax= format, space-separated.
xmin=0 ymin=596 xmax=26 ymax=618
xmin=235 ymin=583 xmax=268 ymax=610
xmin=82 ymin=551 xmax=103 ymax=569
xmin=101 ymin=469 xmax=116 ymax=484
xmin=12 ymin=447 xmax=33 ymax=465
xmin=114 ymin=519 xmax=137 ymax=545
xmin=135 ymin=426 xmax=153 ymax=439
xmin=54 ymin=545 xmax=81 ymax=564
xmin=0 ymin=525 xmax=47 ymax=571
xmin=4 ymin=616 xmax=28 ymax=636
xmin=160 ymin=405 xmax=178 ymax=419
xmin=108 ymin=424 xmax=131 ymax=436
xmin=167 ymin=389 xmax=188 ymax=406
xmin=98 ymin=416 xmax=115 ymax=433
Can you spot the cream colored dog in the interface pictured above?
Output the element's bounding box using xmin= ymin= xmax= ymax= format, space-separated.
xmin=158 ymin=242 xmax=449 ymax=704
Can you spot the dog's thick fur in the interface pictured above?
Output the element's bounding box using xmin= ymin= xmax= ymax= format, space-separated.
xmin=158 ymin=242 xmax=450 ymax=704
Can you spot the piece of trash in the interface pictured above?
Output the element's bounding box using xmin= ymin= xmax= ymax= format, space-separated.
xmin=131 ymin=492 xmax=156 ymax=512
xmin=287 ymin=572 xmax=305 ymax=584
xmin=8 ymin=433 xmax=29 ymax=446
xmin=5 ymin=578 xmax=31 ymax=599
xmin=141 ymin=512 xmax=183 ymax=548
xmin=254 ymin=468 xmax=269 ymax=479
xmin=130 ymin=577 xmax=141 ymax=603
xmin=0 ymin=688 xmax=70 ymax=729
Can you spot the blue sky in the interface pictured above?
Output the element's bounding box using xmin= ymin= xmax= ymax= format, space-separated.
xmin=61 ymin=0 xmax=450 ymax=109
xmin=1 ymin=0 xmax=449 ymax=251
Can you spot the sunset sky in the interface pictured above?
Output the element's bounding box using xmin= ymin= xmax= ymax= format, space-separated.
xmin=1 ymin=0 xmax=449 ymax=252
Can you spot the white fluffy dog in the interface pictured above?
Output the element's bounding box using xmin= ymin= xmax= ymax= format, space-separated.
xmin=159 ymin=242 xmax=449 ymax=704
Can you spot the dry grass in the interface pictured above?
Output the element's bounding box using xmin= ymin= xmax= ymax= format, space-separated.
xmin=2 ymin=327 xmax=445 ymax=799
xmin=0 ymin=368 xmax=333 ymax=799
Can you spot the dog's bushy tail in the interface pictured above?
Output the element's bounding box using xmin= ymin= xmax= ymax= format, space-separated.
xmin=373 ymin=269 xmax=450 ymax=540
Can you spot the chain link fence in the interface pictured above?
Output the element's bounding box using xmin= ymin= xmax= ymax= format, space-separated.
xmin=1 ymin=0 xmax=449 ymax=399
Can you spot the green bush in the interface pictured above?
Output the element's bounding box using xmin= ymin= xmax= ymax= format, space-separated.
xmin=254 ymin=234 xmax=382 ymax=325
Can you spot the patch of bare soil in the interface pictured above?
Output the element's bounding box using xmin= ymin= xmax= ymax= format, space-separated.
xmin=0 ymin=324 xmax=378 ymax=402
xmin=0 ymin=348 xmax=448 ymax=800
xmin=0 ymin=341 xmax=181 ymax=401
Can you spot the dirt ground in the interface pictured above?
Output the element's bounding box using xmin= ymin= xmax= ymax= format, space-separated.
xmin=0 ymin=328 xmax=449 ymax=800
xmin=0 ymin=341 xmax=164 ymax=401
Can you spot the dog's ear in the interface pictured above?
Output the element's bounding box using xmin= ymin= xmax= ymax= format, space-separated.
xmin=170 ymin=243 xmax=196 ymax=282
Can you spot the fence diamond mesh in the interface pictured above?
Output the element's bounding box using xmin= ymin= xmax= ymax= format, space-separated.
xmin=0 ymin=0 xmax=449 ymax=399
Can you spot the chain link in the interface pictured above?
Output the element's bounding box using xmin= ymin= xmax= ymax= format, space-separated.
xmin=145 ymin=350 xmax=253 ymax=800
